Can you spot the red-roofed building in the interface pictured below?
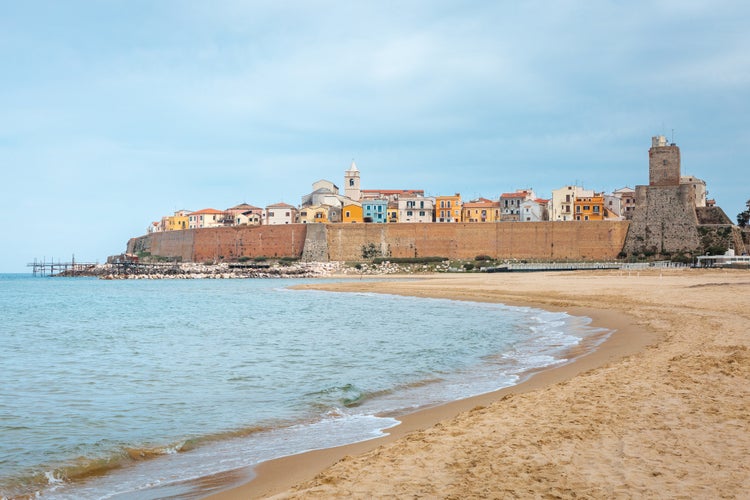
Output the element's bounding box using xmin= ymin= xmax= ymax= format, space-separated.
xmin=500 ymin=189 xmax=535 ymax=221
xmin=520 ymin=198 xmax=550 ymax=222
xmin=461 ymin=198 xmax=500 ymax=222
xmin=360 ymin=189 xmax=424 ymax=202
xmin=188 ymin=208 xmax=225 ymax=229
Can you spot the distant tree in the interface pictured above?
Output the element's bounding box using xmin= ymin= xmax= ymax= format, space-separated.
xmin=738 ymin=199 xmax=750 ymax=227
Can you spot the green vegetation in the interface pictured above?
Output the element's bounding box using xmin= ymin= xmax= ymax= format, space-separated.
xmin=361 ymin=242 xmax=382 ymax=259
xmin=737 ymin=199 xmax=750 ymax=227
xmin=372 ymin=256 xmax=447 ymax=264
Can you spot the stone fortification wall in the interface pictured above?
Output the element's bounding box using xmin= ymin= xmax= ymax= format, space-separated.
xmin=326 ymin=221 xmax=630 ymax=261
xmin=128 ymin=229 xmax=196 ymax=262
xmin=623 ymin=184 xmax=701 ymax=256
xmin=127 ymin=222 xmax=630 ymax=263
xmin=300 ymin=223 xmax=328 ymax=262
xmin=127 ymin=225 xmax=307 ymax=262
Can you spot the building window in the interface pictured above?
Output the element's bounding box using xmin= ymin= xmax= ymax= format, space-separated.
xmin=407 ymin=211 xmax=413 ymax=216
xmin=593 ymin=206 xmax=600 ymax=213
xmin=349 ymin=179 xmax=354 ymax=186
xmin=419 ymin=211 xmax=425 ymax=216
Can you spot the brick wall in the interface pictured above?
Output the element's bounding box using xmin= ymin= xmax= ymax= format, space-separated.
xmin=127 ymin=221 xmax=630 ymax=263
xmin=326 ymin=221 xmax=630 ymax=261
xmin=127 ymin=224 xmax=307 ymax=262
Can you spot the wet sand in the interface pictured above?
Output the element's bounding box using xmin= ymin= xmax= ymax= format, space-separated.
xmin=211 ymin=269 xmax=750 ymax=499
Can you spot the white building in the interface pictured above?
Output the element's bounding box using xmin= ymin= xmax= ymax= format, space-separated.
xmin=551 ymin=186 xmax=594 ymax=221
xmin=265 ymin=202 xmax=298 ymax=225
xmin=188 ymin=208 xmax=225 ymax=229
xmin=519 ymin=198 xmax=549 ymax=222
xmin=398 ymin=196 xmax=435 ymax=223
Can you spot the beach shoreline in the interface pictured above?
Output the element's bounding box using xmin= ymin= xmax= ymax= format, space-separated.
xmin=202 ymin=269 xmax=725 ymax=499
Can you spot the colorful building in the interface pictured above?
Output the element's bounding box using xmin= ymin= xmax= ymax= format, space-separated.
xmin=299 ymin=204 xmax=331 ymax=223
xmin=461 ymin=198 xmax=500 ymax=222
xmin=188 ymin=208 xmax=225 ymax=229
xmin=574 ymin=194 xmax=605 ymax=221
xmin=387 ymin=201 xmax=399 ymax=223
xmin=551 ymin=186 xmax=594 ymax=221
xmin=342 ymin=203 xmax=363 ymax=223
xmin=435 ymin=194 xmax=462 ymax=222
xmin=163 ymin=210 xmax=190 ymax=231
xmin=362 ymin=199 xmax=388 ymax=223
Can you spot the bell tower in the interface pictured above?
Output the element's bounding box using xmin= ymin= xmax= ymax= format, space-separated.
xmin=344 ymin=160 xmax=361 ymax=201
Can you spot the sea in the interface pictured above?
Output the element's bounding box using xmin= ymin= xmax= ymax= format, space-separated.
xmin=0 ymin=273 xmax=611 ymax=499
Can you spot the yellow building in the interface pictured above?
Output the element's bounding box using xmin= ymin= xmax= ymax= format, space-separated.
xmin=299 ymin=204 xmax=330 ymax=223
xmin=342 ymin=203 xmax=363 ymax=223
xmin=166 ymin=215 xmax=189 ymax=231
xmin=435 ymin=194 xmax=462 ymax=222
xmin=386 ymin=202 xmax=399 ymax=223
xmin=574 ymin=195 xmax=604 ymax=221
xmin=461 ymin=198 xmax=500 ymax=222
xmin=164 ymin=210 xmax=190 ymax=231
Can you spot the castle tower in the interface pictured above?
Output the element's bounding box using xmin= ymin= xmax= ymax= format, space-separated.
xmin=649 ymin=135 xmax=681 ymax=186
xmin=344 ymin=160 xmax=361 ymax=201
xmin=623 ymin=136 xmax=700 ymax=257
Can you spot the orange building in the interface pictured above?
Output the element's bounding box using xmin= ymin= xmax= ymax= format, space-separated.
xmin=574 ymin=194 xmax=604 ymax=221
xmin=342 ymin=203 xmax=363 ymax=223
xmin=435 ymin=194 xmax=462 ymax=222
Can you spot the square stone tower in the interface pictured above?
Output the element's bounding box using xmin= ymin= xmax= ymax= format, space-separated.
xmin=623 ymin=136 xmax=700 ymax=257
xmin=649 ymin=135 xmax=681 ymax=186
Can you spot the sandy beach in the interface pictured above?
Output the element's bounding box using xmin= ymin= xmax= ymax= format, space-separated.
xmin=212 ymin=269 xmax=750 ymax=499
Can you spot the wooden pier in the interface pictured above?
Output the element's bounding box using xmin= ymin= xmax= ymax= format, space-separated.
xmin=28 ymin=256 xmax=97 ymax=276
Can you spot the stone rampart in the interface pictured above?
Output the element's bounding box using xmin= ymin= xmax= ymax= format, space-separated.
xmin=127 ymin=221 xmax=630 ymax=263
xmin=127 ymin=225 xmax=307 ymax=263
xmin=326 ymin=221 xmax=630 ymax=261
xmin=623 ymin=184 xmax=701 ymax=256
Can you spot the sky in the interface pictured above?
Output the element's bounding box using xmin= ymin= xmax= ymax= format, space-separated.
xmin=1 ymin=1 xmax=748 ymax=272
